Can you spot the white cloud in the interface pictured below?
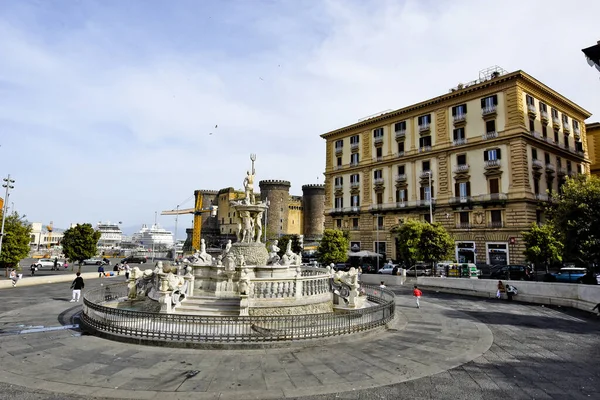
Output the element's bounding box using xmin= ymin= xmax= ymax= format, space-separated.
xmin=1 ymin=0 xmax=598 ymax=231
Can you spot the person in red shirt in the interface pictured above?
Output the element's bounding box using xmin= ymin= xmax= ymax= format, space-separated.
xmin=413 ymin=285 xmax=422 ymax=308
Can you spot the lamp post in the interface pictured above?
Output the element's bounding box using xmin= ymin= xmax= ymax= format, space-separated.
xmin=1 ymin=175 xmax=15 ymax=274
xmin=376 ymin=213 xmax=380 ymax=272
xmin=264 ymin=198 xmax=270 ymax=243
xmin=428 ymin=171 xmax=433 ymax=223
xmin=173 ymin=205 xmax=179 ymax=264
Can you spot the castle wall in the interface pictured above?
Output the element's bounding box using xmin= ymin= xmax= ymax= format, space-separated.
xmin=259 ymin=180 xmax=291 ymax=239
xmin=302 ymin=184 xmax=325 ymax=241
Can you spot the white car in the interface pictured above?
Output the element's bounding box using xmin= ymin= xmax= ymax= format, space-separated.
xmin=377 ymin=265 xmax=397 ymax=274
xmin=36 ymin=258 xmax=63 ymax=269
xmin=82 ymin=258 xmax=104 ymax=265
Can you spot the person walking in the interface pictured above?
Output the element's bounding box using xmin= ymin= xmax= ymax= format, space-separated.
xmin=496 ymin=280 xmax=505 ymax=299
xmin=70 ymin=272 xmax=84 ymax=302
xmin=413 ymin=285 xmax=422 ymax=308
xmin=97 ymin=264 xmax=105 ymax=278
xmin=9 ymin=269 xmax=18 ymax=287
xmin=30 ymin=263 xmax=37 ymax=276
xmin=53 ymin=257 xmax=58 ymax=271
xmin=124 ymin=262 xmax=130 ymax=280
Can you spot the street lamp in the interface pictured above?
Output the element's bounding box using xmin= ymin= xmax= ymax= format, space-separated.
xmin=428 ymin=171 xmax=433 ymax=223
xmin=173 ymin=205 xmax=179 ymax=264
xmin=375 ymin=213 xmax=380 ymax=272
xmin=264 ymin=198 xmax=270 ymax=243
xmin=0 ymin=174 xmax=16 ymax=271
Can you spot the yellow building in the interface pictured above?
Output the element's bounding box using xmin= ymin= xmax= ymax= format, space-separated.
xmin=321 ymin=68 xmax=591 ymax=265
xmin=287 ymin=195 xmax=304 ymax=236
xmin=586 ymin=122 xmax=600 ymax=176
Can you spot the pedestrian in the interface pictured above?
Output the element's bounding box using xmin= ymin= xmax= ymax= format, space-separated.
xmin=124 ymin=262 xmax=130 ymax=279
xmin=413 ymin=285 xmax=422 ymax=308
xmin=30 ymin=263 xmax=37 ymax=276
xmin=70 ymin=272 xmax=84 ymax=302
xmin=9 ymin=269 xmax=18 ymax=287
xmin=496 ymin=280 xmax=505 ymax=299
xmin=593 ymin=303 xmax=600 ymax=317
xmin=379 ymin=281 xmax=386 ymax=289
xmin=506 ymin=284 xmax=518 ymax=301
xmin=53 ymin=257 xmax=58 ymax=271
xmin=98 ymin=264 xmax=105 ymax=278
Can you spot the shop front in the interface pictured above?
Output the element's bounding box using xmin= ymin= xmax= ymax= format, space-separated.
xmin=486 ymin=242 xmax=508 ymax=266
xmin=455 ymin=241 xmax=476 ymax=263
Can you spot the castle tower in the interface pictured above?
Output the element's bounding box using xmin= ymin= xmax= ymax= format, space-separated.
xmin=259 ymin=180 xmax=291 ymax=239
xmin=302 ymin=184 xmax=325 ymax=242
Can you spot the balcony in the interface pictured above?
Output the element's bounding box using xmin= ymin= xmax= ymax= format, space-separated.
xmin=350 ymin=182 xmax=360 ymax=189
xmin=488 ymin=221 xmax=504 ymax=228
xmin=527 ymin=104 xmax=537 ymax=117
xmin=350 ymin=161 xmax=359 ymax=167
xmin=543 ymin=136 xmax=554 ymax=145
xmin=456 ymin=222 xmax=472 ymax=229
xmin=334 ymin=165 xmax=343 ymax=171
xmin=532 ymin=159 xmax=543 ymax=170
xmin=482 ymin=131 xmax=498 ymax=140
xmin=482 ymin=105 xmax=497 ymax=117
xmin=418 ymin=145 xmax=432 ymax=153
xmin=557 ymin=167 xmax=567 ymax=176
xmin=395 ymin=174 xmax=407 ymax=183
xmin=418 ymin=122 xmax=431 ymax=134
xmin=334 ymin=183 xmax=343 ymax=190
xmin=453 ymin=113 xmax=466 ymax=125
xmin=453 ymin=138 xmax=467 ymax=146
xmin=330 ymin=207 xmax=344 ymax=214
xmin=535 ymin=193 xmax=550 ymax=201
xmin=453 ymin=164 xmax=469 ymax=173
xmin=374 ymin=225 xmax=385 ymax=231
xmin=473 ymin=193 xmax=508 ymax=203
xmin=568 ymin=170 xmax=576 ymax=177
xmin=369 ymin=204 xmax=383 ymax=211
xmin=373 ymin=136 xmax=384 ymax=146
xmin=350 ymin=225 xmax=360 ymax=231
xmin=545 ymin=163 xmax=555 ymax=172
xmin=335 ymin=146 xmax=343 ymax=155
xmin=395 ymin=130 xmax=406 ymax=140
xmin=540 ymin=110 xmax=549 ymax=122
xmin=574 ymin=126 xmax=581 ymax=138
xmin=350 ymin=142 xmax=359 ymax=152
xmin=373 ymin=178 xmax=385 ymax=186
xmin=419 ymin=170 xmax=433 ymax=179
xmin=373 ymin=156 xmax=383 ymax=162
xmin=396 ymin=151 xmax=405 ymax=157
xmin=552 ymin=117 xmax=561 ymax=129
xmin=417 ymin=199 xmax=435 ymax=207
xmin=530 ymin=130 xmax=542 ymax=140
xmin=562 ymin=121 xmax=570 ymax=133
xmin=449 ymin=196 xmax=472 ymax=205
xmin=484 ymin=159 xmax=501 ymax=168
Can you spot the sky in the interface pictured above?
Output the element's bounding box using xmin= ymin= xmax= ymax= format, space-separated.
xmin=1 ymin=0 xmax=599 ymax=237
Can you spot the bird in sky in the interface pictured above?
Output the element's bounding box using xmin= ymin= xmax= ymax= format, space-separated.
xmin=215 ymin=125 xmax=218 ymax=128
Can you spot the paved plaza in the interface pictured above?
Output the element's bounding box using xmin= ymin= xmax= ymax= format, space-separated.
xmin=0 ymin=278 xmax=599 ymax=399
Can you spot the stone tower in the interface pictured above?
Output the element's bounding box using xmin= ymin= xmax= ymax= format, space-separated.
xmin=301 ymin=184 xmax=325 ymax=242
xmin=259 ymin=180 xmax=291 ymax=239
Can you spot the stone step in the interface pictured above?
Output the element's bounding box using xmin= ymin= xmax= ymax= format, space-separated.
xmin=184 ymin=297 xmax=240 ymax=306
xmin=172 ymin=308 xmax=240 ymax=317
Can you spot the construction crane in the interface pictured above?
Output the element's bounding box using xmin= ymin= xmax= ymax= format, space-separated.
xmin=46 ymin=221 xmax=53 ymax=249
xmin=161 ymin=192 xmax=217 ymax=251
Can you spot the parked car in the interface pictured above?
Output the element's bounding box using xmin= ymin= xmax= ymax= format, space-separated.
xmin=406 ymin=265 xmax=431 ymax=277
xmin=490 ymin=265 xmax=532 ymax=280
xmin=121 ymin=256 xmax=147 ymax=264
xmin=544 ymin=267 xmax=600 ymax=284
xmin=333 ymin=263 xmax=350 ymax=272
xmin=82 ymin=258 xmax=105 ymax=265
xmin=377 ymin=264 xmax=396 ymax=275
xmin=35 ymin=258 xmax=63 ymax=269
xmin=476 ymin=263 xmax=502 ymax=279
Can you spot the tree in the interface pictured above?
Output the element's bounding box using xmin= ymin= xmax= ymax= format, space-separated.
xmin=317 ymin=229 xmax=349 ymax=265
xmin=61 ymin=223 xmax=101 ymax=263
xmin=392 ymin=220 xmax=453 ymax=269
xmin=0 ymin=212 xmax=32 ymax=269
xmin=521 ymin=223 xmax=563 ymax=274
xmin=276 ymin=234 xmax=303 ymax=258
xmin=548 ymin=174 xmax=600 ymax=268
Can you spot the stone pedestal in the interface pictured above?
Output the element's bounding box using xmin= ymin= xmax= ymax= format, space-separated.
xmin=229 ymin=242 xmax=268 ymax=266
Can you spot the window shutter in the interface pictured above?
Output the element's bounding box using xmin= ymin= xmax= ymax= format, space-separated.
xmin=455 ymin=182 xmax=459 ymax=196
xmin=493 ymin=95 xmax=498 ymax=105
xmin=466 ymin=182 xmax=471 ymax=196
xmin=464 ymin=103 xmax=467 ymax=113
xmin=497 ymin=148 xmax=502 ymax=159
xmin=420 ymin=187 xmax=424 ymax=200
xmin=418 ymin=116 xmax=422 ymax=125
xmin=484 ymin=151 xmax=489 ymax=161
xmin=480 ymin=98 xmax=485 ymax=108
xmin=453 ymin=129 xmax=458 ymax=140
xmin=452 ymin=106 xmax=456 ymax=116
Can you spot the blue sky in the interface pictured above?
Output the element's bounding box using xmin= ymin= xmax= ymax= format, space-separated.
xmin=1 ymin=0 xmax=599 ymax=236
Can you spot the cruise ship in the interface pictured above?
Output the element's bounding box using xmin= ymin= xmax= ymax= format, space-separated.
xmin=132 ymin=224 xmax=174 ymax=249
xmin=96 ymin=222 xmax=123 ymax=249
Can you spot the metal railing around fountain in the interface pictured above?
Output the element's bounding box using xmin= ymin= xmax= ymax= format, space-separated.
xmin=80 ymin=282 xmax=395 ymax=345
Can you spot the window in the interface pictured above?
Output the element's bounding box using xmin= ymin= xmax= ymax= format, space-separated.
xmin=397 ymin=165 xmax=405 ymax=175
xmin=484 ymin=148 xmax=501 ymax=161
xmin=422 ymin=160 xmax=430 ymax=171
xmin=350 ymin=174 xmax=360 ymax=183
xmin=350 ymin=135 xmax=360 ymax=144
xmin=573 ymin=120 xmax=580 ymax=130
xmin=567 ymin=160 xmax=572 ymax=173
xmin=547 ymin=177 xmax=553 ymax=194
xmin=373 ymin=170 xmax=382 ymax=179
xmin=481 ymin=94 xmax=498 ymax=109
xmin=351 ymin=195 xmax=360 ymax=207
xmin=456 ymin=181 xmax=471 ymax=197
xmin=334 ymin=176 xmax=343 ymax=186
xmin=337 ymin=157 xmax=342 ymax=166
xmin=489 ymin=178 xmax=499 ymax=194
xmin=562 ymin=114 xmax=569 ymax=125
xmin=421 ymin=186 xmax=432 ymax=201
xmin=551 ymin=108 xmax=559 ymax=118
xmin=396 ymin=188 xmax=406 ymax=202
xmin=564 ymin=134 xmax=569 ymax=149
xmin=336 ymin=219 xmax=342 ymax=228
xmin=544 ymin=153 xmax=550 ymax=164
xmin=397 ymin=141 xmax=405 ymax=154
xmin=394 ymin=121 xmax=406 ymax=132
xmin=334 ymin=197 xmax=343 ymax=208
xmin=457 ymin=154 xmax=467 ymax=165
xmin=557 ymin=157 xmax=562 ymax=168
xmin=352 ymin=218 xmax=359 ymax=228
xmin=542 ymin=125 xmax=547 ymax=137
xmin=350 ymin=153 xmax=359 ymax=164
xmin=554 ymin=129 xmax=559 ymax=143
xmin=539 ymin=102 xmax=547 ymax=112
xmin=423 ymin=213 xmax=431 ymax=223
xmin=418 ymin=114 xmax=431 ymax=126
xmin=533 ymin=177 xmax=540 ymax=195
xmin=419 ymin=136 xmax=431 ymax=148
xmin=373 ymin=127 xmax=384 ymax=138
xmin=376 ymin=147 xmax=383 ymax=158
xmin=536 ymin=210 xmax=542 ymax=224
xmin=576 ymin=141 xmax=584 ymax=153
xmin=376 ymin=192 xmax=383 ymax=205
xmin=532 ymin=148 xmax=538 ymax=160
xmin=486 ymin=120 xmax=496 ymax=133
xmin=377 ymin=216 xmax=384 ymax=227
xmin=526 ymin=94 xmax=534 ymax=105
xmin=453 ymin=128 xmax=465 ymax=141
xmin=529 ymin=119 xmax=535 ymax=132
xmin=335 ymin=139 xmax=343 ymax=148
xmin=452 ymin=104 xmax=467 ymax=116
xmin=459 ymin=212 xmax=470 ymax=224
xmin=490 ymin=210 xmax=502 ymax=223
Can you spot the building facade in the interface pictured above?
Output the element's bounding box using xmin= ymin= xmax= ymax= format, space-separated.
xmin=321 ymin=69 xmax=591 ymax=265
xmin=586 ymin=123 xmax=600 ymax=176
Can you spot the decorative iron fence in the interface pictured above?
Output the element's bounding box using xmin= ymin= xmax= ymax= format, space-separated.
xmin=81 ymin=283 xmax=395 ymax=345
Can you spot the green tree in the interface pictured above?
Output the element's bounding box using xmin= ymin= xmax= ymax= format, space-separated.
xmin=391 ymin=219 xmax=424 ymax=268
xmin=548 ymin=174 xmax=600 ymax=268
xmin=0 ymin=212 xmax=32 ymax=269
xmin=275 ymin=234 xmax=303 ymax=258
xmin=317 ymin=229 xmax=349 ymax=265
xmin=521 ymin=222 xmax=563 ymax=274
xmin=61 ymin=223 xmax=101 ymax=264
xmin=392 ymin=220 xmax=453 ymax=269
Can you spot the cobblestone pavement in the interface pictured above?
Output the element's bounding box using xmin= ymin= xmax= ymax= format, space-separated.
xmin=0 ymin=279 xmax=598 ymax=399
